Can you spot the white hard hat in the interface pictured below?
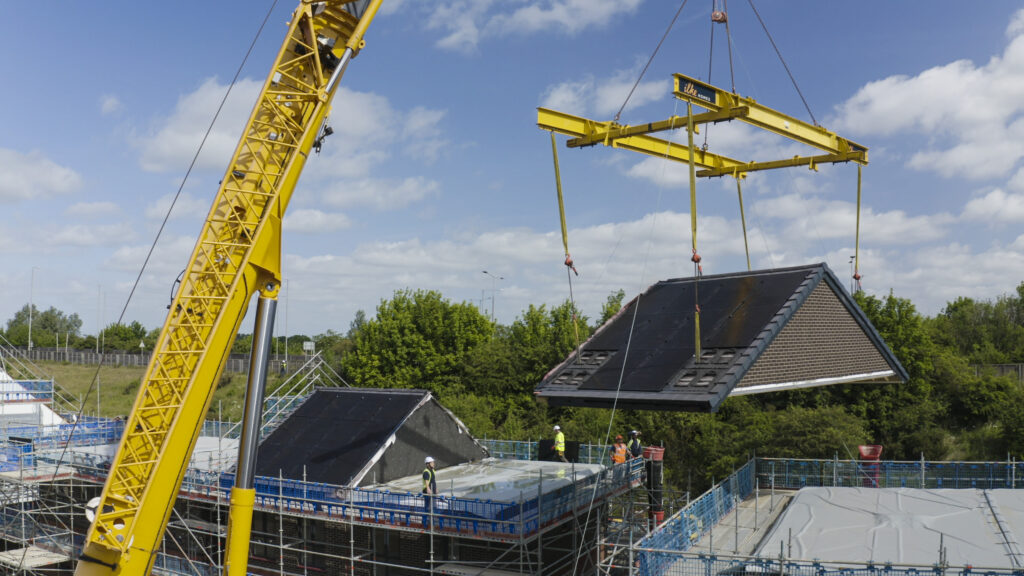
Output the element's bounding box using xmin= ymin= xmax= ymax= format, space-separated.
xmin=553 ymin=425 xmax=561 ymax=431
xmin=425 ymin=456 xmax=435 ymax=464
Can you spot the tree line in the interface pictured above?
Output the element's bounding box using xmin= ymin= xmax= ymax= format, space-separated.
xmin=4 ymin=283 xmax=1024 ymax=493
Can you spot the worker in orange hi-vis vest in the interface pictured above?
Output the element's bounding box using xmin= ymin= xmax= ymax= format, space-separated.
xmin=610 ymin=435 xmax=628 ymax=464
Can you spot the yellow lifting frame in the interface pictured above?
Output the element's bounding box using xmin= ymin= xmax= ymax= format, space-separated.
xmin=537 ymin=72 xmax=870 ymax=359
xmin=536 ymin=73 xmax=868 ymax=179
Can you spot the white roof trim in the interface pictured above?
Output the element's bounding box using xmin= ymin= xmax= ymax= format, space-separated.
xmin=730 ymin=370 xmax=896 ymax=396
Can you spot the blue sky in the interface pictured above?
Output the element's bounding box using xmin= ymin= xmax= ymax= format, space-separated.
xmin=2 ymin=1 xmax=1024 ymax=339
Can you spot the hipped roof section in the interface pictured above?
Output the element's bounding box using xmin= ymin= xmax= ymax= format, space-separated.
xmin=534 ymin=263 xmax=908 ymax=412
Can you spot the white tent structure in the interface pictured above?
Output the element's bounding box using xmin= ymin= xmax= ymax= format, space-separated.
xmin=0 ymin=361 xmax=65 ymax=428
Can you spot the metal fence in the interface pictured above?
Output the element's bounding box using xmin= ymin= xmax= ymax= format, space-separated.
xmin=480 ymin=438 xmax=614 ymax=465
xmin=636 ymin=457 xmax=1024 ymax=576
xmin=8 ymin=345 xmax=313 ymax=375
xmin=174 ymin=458 xmax=644 ymax=542
xmin=639 ymin=459 xmax=755 ymax=575
xmin=633 ymin=551 xmax=1009 ymax=576
xmin=756 ymin=457 xmax=1024 ymax=490
xmin=0 ymin=417 xmax=126 ymax=472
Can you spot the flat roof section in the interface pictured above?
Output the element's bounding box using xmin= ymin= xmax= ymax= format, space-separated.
xmin=757 ymin=487 xmax=1020 ymax=569
xmin=378 ymin=458 xmax=605 ymax=502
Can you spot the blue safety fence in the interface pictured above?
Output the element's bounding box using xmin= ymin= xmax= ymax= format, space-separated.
xmin=0 ymin=417 xmax=125 ymax=450
xmin=152 ymin=553 xmax=220 ymax=576
xmin=632 ymin=552 xmax=1024 ymax=576
xmin=636 ymin=457 xmax=1024 ymax=576
xmin=480 ymin=439 xmax=614 ymax=465
xmin=755 ymin=458 xmax=1024 ymax=490
xmin=0 ymin=380 xmax=53 ymax=403
xmin=0 ymin=442 xmax=35 ymax=472
xmin=182 ymin=459 xmax=642 ymax=541
xmin=638 ymin=459 xmax=755 ymax=576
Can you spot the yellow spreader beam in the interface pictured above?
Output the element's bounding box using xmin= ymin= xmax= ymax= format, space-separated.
xmin=537 ymin=72 xmax=867 ymax=178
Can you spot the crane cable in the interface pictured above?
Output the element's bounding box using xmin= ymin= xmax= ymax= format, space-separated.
xmin=709 ymin=0 xmax=751 ymax=272
xmin=549 ymin=132 xmax=583 ymax=363
xmin=613 ymin=0 xmax=690 ymax=124
xmin=746 ymin=0 xmax=817 ymax=126
xmin=854 ymin=164 xmax=863 ymax=292
xmin=736 ymin=175 xmax=751 ymax=270
xmin=686 ymin=102 xmax=703 ymax=360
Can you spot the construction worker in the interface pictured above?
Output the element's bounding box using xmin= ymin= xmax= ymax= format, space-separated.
xmin=422 ymin=456 xmax=437 ymax=495
xmin=553 ymin=425 xmax=568 ymax=462
xmin=610 ymin=435 xmax=628 ymax=465
xmin=628 ymin=430 xmax=643 ymax=459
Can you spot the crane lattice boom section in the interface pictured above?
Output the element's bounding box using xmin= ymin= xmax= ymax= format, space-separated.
xmin=79 ymin=2 xmax=368 ymax=573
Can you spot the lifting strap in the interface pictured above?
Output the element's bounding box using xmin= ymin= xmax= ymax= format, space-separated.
xmin=686 ymin=102 xmax=703 ymax=360
xmin=550 ymin=132 xmax=578 ymax=276
xmin=853 ymin=164 xmax=863 ymax=292
xmin=736 ymin=176 xmax=751 ymax=271
xmin=549 ymin=132 xmax=583 ymax=361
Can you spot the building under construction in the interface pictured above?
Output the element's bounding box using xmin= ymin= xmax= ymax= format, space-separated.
xmin=6 ymin=346 xmax=1024 ymax=576
xmin=0 ymin=349 xmax=655 ymax=576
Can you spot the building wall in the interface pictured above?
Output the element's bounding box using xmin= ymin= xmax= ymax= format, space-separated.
xmin=739 ymin=282 xmax=893 ymax=389
xmin=364 ymin=398 xmax=489 ymax=486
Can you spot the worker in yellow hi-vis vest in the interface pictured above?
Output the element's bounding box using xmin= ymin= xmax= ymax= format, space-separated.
xmin=553 ymin=425 xmax=568 ymax=462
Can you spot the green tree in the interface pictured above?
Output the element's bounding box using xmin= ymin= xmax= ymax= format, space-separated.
xmin=4 ymin=304 xmax=83 ymax=346
xmin=851 ymin=291 xmax=945 ymax=459
xmin=99 ymin=321 xmax=149 ymax=351
xmin=599 ymin=289 xmax=626 ymax=326
xmin=339 ymin=289 xmax=492 ymax=397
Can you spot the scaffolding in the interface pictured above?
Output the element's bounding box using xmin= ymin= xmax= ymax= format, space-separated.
xmin=0 ymin=352 xmax=648 ymax=575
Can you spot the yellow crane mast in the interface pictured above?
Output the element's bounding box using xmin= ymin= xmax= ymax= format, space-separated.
xmin=75 ymin=2 xmax=383 ymax=575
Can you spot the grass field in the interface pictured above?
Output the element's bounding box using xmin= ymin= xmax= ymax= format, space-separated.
xmin=35 ymin=361 xmax=255 ymax=422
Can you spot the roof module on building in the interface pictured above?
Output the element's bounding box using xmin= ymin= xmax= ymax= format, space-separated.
xmin=535 ymin=263 xmax=908 ymax=412
xmin=255 ymin=388 xmax=490 ymax=486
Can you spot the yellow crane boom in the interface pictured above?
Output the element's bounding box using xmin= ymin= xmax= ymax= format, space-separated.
xmin=75 ymin=2 xmax=383 ymax=574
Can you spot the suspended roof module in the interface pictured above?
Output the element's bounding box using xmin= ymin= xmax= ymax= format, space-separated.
xmin=534 ymin=264 xmax=907 ymax=412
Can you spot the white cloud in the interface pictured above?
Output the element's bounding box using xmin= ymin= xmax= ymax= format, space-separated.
xmin=322 ymin=176 xmax=439 ymax=210
xmin=137 ymin=77 xmax=262 ymax=173
xmin=1013 ymin=234 xmax=1024 ymax=251
xmin=540 ymin=79 xmax=591 ymax=113
xmin=402 ymin=106 xmax=448 ymax=164
xmin=65 ymin=201 xmax=119 ymax=218
xmin=1008 ymin=8 xmax=1024 ymax=39
xmin=752 ymin=193 xmax=952 ymax=246
xmin=962 ymin=188 xmax=1024 ymax=222
xmin=0 ymin=149 xmax=81 ymax=202
xmin=834 ymin=23 xmax=1024 ymax=179
xmin=283 ymin=209 xmax=352 ymax=233
xmin=425 ymin=0 xmax=643 ymax=53
xmin=47 ymin=223 xmax=135 ymax=248
xmin=100 ymin=94 xmax=122 ymax=116
xmin=134 ymin=81 xmax=444 ymax=217
xmin=144 ymin=191 xmax=211 ymax=221
xmin=489 ymin=0 xmax=643 ymax=37
xmin=107 ymin=235 xmax=196 ymax=277
xmin=301 ymin=88 xmax=446 ymax=189
xmin=541 ymin=69 xmax=667 ymax=118
xmin=856 ymin=241 xmax=1024 ymax=315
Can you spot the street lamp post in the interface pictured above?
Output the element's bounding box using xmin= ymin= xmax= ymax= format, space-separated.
xmin=28 ymin=267 xmax=38 ymax=351
xmin=481 ymin=270 xmax=504 ymax=321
